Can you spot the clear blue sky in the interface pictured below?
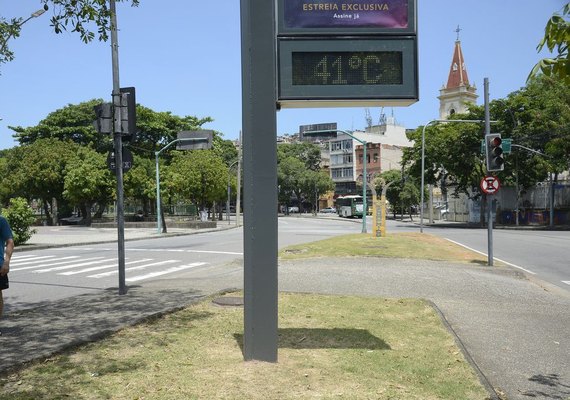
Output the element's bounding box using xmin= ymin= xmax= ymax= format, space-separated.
xmin=0 ymin=1 xmax=564 ymax=149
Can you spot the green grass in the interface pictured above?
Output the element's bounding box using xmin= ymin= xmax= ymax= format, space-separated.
xmin=0 ymin=293 xmax=489 ymax=400
xmin=280 ymin=232 xmax=489 ymax=265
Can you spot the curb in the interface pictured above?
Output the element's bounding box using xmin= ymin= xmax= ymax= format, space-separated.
xmin=427 ymin=299 xmax=501 ymax=400
xmin=14 ymin=225 xmax=238 ymax=253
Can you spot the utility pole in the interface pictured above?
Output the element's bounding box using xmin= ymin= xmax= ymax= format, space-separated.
xmin=484 ymin=78 xmax=494 ymax=267
xmin=110 ymin=0 xmax=126 ymax=295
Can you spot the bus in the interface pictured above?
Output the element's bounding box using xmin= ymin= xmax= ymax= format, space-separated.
xmin=336 ymin=195 xmax=364 ymax=218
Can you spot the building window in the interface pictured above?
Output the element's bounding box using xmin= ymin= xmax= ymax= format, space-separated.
xmin=373 ymin=153 xmax=379 ymax=163
xmin=330 ymin=154 xmax=353 ymax=165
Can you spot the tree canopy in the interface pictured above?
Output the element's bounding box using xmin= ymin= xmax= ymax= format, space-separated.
xmin=277 ymin=142 xmax=334 ymax=212
xmin=1 ymin=0 xmax=139 ymax=69
xmin=403 ymin=76 xmax=570 ymax=200
xmin=530 ymin=2 xmax=570 ymax=84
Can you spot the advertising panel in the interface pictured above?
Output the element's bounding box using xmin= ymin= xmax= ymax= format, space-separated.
xmin=278 ymin=0 xmax=415 ymax=34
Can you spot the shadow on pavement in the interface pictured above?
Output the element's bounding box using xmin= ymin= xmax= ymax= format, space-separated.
xmin=0 ymin=286 xmax=205 ymax=375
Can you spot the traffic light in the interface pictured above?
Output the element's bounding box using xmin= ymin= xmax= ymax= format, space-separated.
xmin=120 ymin=87 xmax=136 ymax=142
xmin=93 ymin=102 xmax=113 ymax=134
xmin=485 ymin=133 xmax=504 ymax=172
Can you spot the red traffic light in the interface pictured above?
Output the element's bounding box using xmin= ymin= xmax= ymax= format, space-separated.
xmin=490 ymin=136 xmax=502 ymax=147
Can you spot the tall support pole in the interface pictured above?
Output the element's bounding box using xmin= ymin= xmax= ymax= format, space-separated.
xmin=236 ymin=131 xmax=242 ymax=227
xmin=419 ymin=122 xmax=431 ymax=233
xmin=110 ymin=0 xmax=126 ymax=295
xmin=549 ymin=172 xmax=554 ymax=228
xmin=362 ymin=142 xmax=368 ymax=233
xmin=484 ymin=78 xmax=494 ymax=267
xmin=240 ymin=0 xmax=278 ymax=362
xmin=155 ymin=152 xmax=161 ymax=234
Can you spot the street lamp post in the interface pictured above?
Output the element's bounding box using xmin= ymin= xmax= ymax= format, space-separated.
xmin=0 ymin=8 xmax=47 ymax=56
xmin=419 ymin=118 xmax=495 ymax=233
xmin=227 ymin=160 xmax=239 ymax=224
xmin=304 ymin=129 xmax=368 ymax=233
xmin=155 ymin=138 xmax=208 ymax=234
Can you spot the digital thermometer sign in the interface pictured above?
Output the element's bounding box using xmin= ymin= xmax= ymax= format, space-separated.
xmin=292 ymin=51 xmax=403 ymax=86
xmin=278 ymin=38 xmax=417 ymax=108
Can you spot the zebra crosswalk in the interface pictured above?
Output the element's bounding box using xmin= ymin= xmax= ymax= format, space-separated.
xmin=10 ymin=253 xmax=208 ymax=282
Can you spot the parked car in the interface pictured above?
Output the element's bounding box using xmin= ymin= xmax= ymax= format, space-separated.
xmin=288 ymin=206 xmax=299 ymax=213
xmin=319 ymin=207 xmax=337 ymax=214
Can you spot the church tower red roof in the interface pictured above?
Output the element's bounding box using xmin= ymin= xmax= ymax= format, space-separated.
xmin=438 ymin=27 xmax=478 ymax=119
xmin=446 ymin=39 xmax=470 ymax=89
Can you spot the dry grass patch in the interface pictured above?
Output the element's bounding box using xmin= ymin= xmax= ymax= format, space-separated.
xmin=0 ymin=293 xmax=489 ymax=400
xmin=280 ymin=232 xmax=489 ymax=264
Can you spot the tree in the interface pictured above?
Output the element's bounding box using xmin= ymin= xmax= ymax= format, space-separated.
xmin=376 ymin=169 xmax=421 ymax=220
xmin=278 ymin=156 xmax=306 ymax=211
xmin=10 ymin=100 xmax=214 ymax=156
xmin=63 ymin=146 xmax=115 ymax=225
xmin=530 ymin=2 xmax=570 ymax=84
xmin=0 ymin=138 xmax=79 ymax=224
xmin=10 ymin=99 xmax=111 ymax=153
xmin=3 ymin=197 xmax=37 ymax=245
xmin=123 ymin=155 xmax=156 ymax=215
xmin=403 ymin=76 xmax=569 ymax=225
xmin=164 ymin=150 xmax=228 ymax=212
xmin=277 ymin=142 xmax=327 ymax=211
xmin=1 ymin=0 xmax=139 ymax=70
xmin=302 ymin=170 xmax=334 ymax=214
xmin=403 ymin=112 xmax=486 ymax=200
xmin=491 ymin=76 xmax=570 ymax=188
xmin=278 ymin=142 xmax=322 ymax=171
xmin=133 ymin=105 xmax=213 ymax=156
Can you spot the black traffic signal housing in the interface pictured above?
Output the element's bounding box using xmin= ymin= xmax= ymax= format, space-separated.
xmin=120 ymin=87 xmax=136 ymax=142
xmin=93 ymin=102 xmax=113 ymax=134
xmin=485 ymin=133 xmax=504 ymax=172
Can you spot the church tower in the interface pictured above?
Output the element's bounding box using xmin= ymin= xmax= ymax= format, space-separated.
xmin=438 ymin=28 xmax=478 ymax=119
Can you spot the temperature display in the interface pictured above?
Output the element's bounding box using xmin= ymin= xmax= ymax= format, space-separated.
xmin=292 ymin=51 xmax=403 ymax=86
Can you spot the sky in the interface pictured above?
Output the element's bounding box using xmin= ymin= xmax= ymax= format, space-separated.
xmin=0 ymin=0 xmax=565 ymax=150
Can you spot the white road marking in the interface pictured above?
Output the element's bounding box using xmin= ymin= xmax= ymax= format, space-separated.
xmin=87 ymin=260 xmax=179 ymax=278
xmin=444 ymin=238 xmax=537 ymax=275
xmin=34 ymin=258 xmax=113 ymax=273
xmin=128 ymin=248 xmax=243 ymax=255
xmin=49 ymin=247 xmax=244 ymax=256
xmin=10 ymin=256 xmax=56 ymax=265
xmin=562 ymin=281 xmax=570 ymax=286
xmin=126 ymin=262 xmax=207 ymax=282
xmin=10 ymin=256 xmax=81 ymax=272
xmin=11 ymin=254 xmax=41 ymax=260
xmin=60 ymin=258 xmax=153 ymax=276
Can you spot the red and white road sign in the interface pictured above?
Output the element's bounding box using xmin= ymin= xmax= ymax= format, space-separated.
xmin=480 ymin=176 xmax=501 ymax=194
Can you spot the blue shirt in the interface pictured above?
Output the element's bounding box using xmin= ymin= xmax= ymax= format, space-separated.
xmin=0 ymin=216 xmax=13 ymax=264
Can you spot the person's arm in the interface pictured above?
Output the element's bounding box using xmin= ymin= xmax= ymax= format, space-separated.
xmin=0 ymin=238 xmax=14 ymax=276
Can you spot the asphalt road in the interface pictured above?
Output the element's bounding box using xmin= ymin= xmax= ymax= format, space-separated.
xmin=406 ymin=222 xmax=570 ymax=292
xmin=6 ymin=217 xmax=361 ymax=313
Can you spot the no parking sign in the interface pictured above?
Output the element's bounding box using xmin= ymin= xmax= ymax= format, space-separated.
xmin=480 ymin=176 xmax=500 ymax=195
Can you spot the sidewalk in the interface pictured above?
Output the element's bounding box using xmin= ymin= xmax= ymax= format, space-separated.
xmin=2 ymin=226 xmax=570 ymax=400
xmin=14 ymin=223 xmax=236 ymax=251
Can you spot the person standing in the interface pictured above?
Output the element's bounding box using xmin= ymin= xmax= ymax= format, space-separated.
xmin=0 ymin=215 xmax=14 ymax=336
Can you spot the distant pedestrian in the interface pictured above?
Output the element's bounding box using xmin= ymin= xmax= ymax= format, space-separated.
xmin=0 ymin=215 xmax=14 ymax=335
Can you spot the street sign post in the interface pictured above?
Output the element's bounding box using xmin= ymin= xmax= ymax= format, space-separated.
xmin=480 ymin=176 xmax=500 ymax=195
xmin=107 ymin=147 xmax=133 ymax=173
xmin=176 ymin=130 xmax=213 ymax=150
